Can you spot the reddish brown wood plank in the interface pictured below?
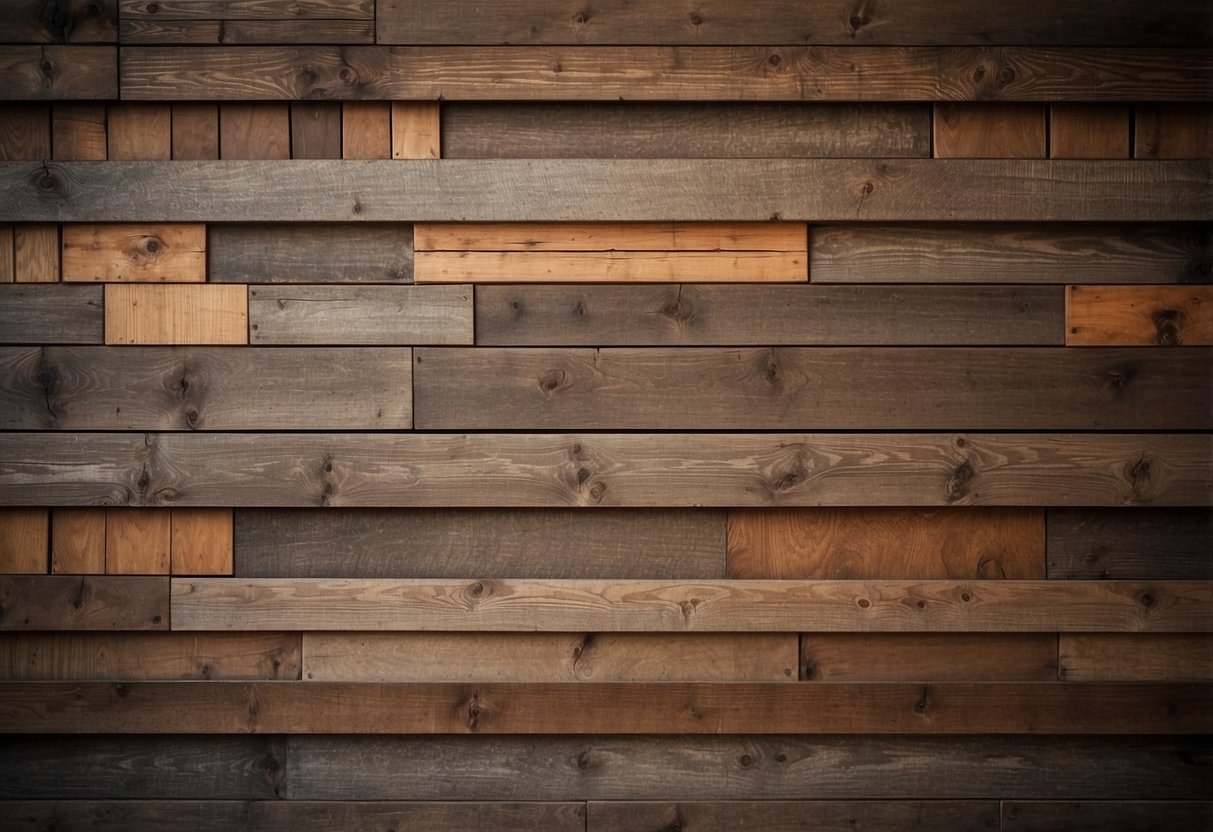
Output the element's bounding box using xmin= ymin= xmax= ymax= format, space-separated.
xmin=51 ymin=104 xmax=106 ymax=160
xmin=1051 ymin=104 xmax=1130 ymax=159
xmin=934 ymin=104 xmax=1046 ymax=157
xmin=50 ymin=509 xmax=105 ymax=574
xmin=171 ymin=103 xmax=218 ymax=160
xmin=220 ymin=103 xmax=289 ymax=159
xmin=1059 ymin=634 xmax=1213 ymax=681
xmin=0 ymin=510 xmax=48 ymax=574
xmin=801 ymin=633 xmax=1058 ymax=681
xmin=1136 ymin=104 xmax=1213 ymax=159
xmin=107 ymin=104 xmax=170 ymax=160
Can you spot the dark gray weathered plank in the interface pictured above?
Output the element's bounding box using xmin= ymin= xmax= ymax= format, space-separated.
xmin=0 ymin=576 xmax=167 ymax=630
xmin=1048 ymin=508 xmax=1213 ymax=579
xmin=249 ymin=285 xmax=471 ymax=345
xmin=0 ymin=46 xmax=116 ymax=99
xmin=0 ymin=285 xmax=103 ymax=344
xmin=208 ymin=223 xmax=413 ymax=282
xmin=587 ymin=801 xmax=998 ymax=832
xmin=1002 ymin=801 xmax=1213 ymax=831
xmin=0 ymin=0 xmax=118 ymax=43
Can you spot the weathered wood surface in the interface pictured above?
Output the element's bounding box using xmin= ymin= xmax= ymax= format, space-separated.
xmin=801 ymin=633 xmax=1058 ymax=681
xmin=810 ymin=223 xmax=1213 ymax=284
xmin=208 ymin=223 xmax=413 ymax=282
xmin=1067 ymin=285 xmax=1213 ymax=346
xmin=341 ymin=101 xmax=390 ymax=159
xmin=120 ymin=19 xmax=375 ymax=45
xmin=170 ymin=578 xmax=1213 ymax=633
xmin=0 ymin=347 xmax=413 ymax=429
xmin=442 ymin=102 xmax=931 ymax=158
xmin=3 ymin=160 xmax=1209 ymax=222
xmin=104 ymin=284 xmax=248 ymax=345
xmin=53 ymin=103 xmax=107 ymax=160
xmin=587 ymin=800 xmax=999 ymax=832
xmin=0 ymin=105 xmax=50 ymax=160
xmin=119 ymin=47 xmax=1213 ymax=101
xmin=219 ymin=103 xmax=289 ymax=159
xmin=248 ymin=285 xmax=471 ymax=345
xmin=106 ymin=103 xmax=170 ymax=159
xmin=1059 ymin=634 xmax=1213 ymax=682
xmin=0 ymin=285 xmax=103 ymax=344
xmin=289 ymin=102 xmax=340 ymax=159
xmin=416 ymin=250 xmax=807 ymax=283
xmin=2 ymin=432 xmax=1208 ymax=507
xmin=0 ymin=0 xmax=118 ymax=43
xmin=118 ymin=0 xmax=374 ymax=20
xmin=1047 ymin=508 xmax=1213 ymax=579
xmin=411 ymin=347 xmax=1212 ymax=430
xmin=1051 ymin=104 xmax=1131 ymax=159
xmin=1001 ymin=801 xmax=1213 ymax=832
xmin=13 ymin=223 xmax=58 ymax=281
xmin=934 ymin=104 xmax=1046 ymax=158
xmin=416 ymin=222 xmax=807 ymax=252
xmin=1 ymin=680 xmax=1207 ymax=734
xmin=0 ymin=47 xmax=116 ymax=99
xmin=375 ymin=0 xmax=1213 ymax=46
xmin=476 ymin=284 xmax=1064 ymax=346
xmin=235 ymin=508 xmax=725 ymax=578
xmin=0 ymin=576 xmax=167 ymax=630
xmin=171 ymin=103 xmax=218 ymax=159
xmin=61 ymin=222 xmax=206 ymax=282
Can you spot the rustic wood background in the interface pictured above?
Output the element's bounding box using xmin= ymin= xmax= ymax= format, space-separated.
xmin=0 ymin=1 xmax=1211 ymax=828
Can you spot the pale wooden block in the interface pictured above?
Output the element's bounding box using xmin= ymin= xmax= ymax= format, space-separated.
xmin=391 ymin=101 xmax=440 ymax=159
xmin=104 ymin=284 xmax=249 ymax=345
xmin=51 ymin=509 xmax=106 ymax=574
xmin=62 ymin=224 xmax=206 ymax=282
xmin=0 ymin=509 xmax=49 ymax=574
xmin=171 ymin=509 xmax=234 ymax=576
xmin=105 ymin=509 xmax=170 ymax=575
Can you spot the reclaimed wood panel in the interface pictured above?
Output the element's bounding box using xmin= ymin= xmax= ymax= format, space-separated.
xmin=416 ymin=250 xmax=807 ymax=283
xmin=411 ymin=347 xmax=1212 ymax=430
xmin=934 ymin=104 xmax=1047 ymax=158
xmin=417 ymin=222 xmax=807 ymax=252
xmin=0 ymin=576 xmax=167 ymax=630
xmin=170 ymin=509 xmax=232 ymax=576
xmin=1136 ymin=104 xmax=1213 ymax=159
xmin=442 ymin=102 xmax=931 ymax=158
xmin=208 ymin=223 xmax=412 ymax=282
xmin=171 ymin=103 xmax=218 ymax=159
xmin=1067 ymin=285 xmax=1213 ymax=346
xmin=1048 ymin=509 xmax=1213 ymax=579
xmin=120 ymin=19 xmax=375 ymax=45
xmin=219 ymin=103 xmax=289 ymax=159
xmin=0 ymin=0 xmax=118 ymax=43
xmin=1060 ymin=634 xmax=1213 ymax=682
xmin=303 ymin=633 xmax=796 ymax=681
xmin=248 ymin=285 xmax=471 ymax=344
xmin=0 ymin=105 xmax=49 ymax=160
xmin=0 ymin=346 xmax=413 ymax=429
xmin=1002 ymin=801 xmax=1213 ymax=832
xmin=104 ymin=284 xmax=248 ymax=344
xmin=50 ymin=508 xmax=105 ymax=573
xmin=3 ymin=432 xmax=1208 ymax=507
xmin=51 ymin=103 xmax=106 ymax=160
xmin=289 ymin=102 xmax=341 ymax=158
xmin=0 ymin=509 xmax=48 ymax=574
xmin=0 ymin=285 xmax=104 ymax=344
xmin=13 ymin=224 xmax=58 ymax=282
xmin=119 ymin=0 xmax=374 ymax=20
xmin=106 ymin=104 xmax=170 ymax=159
xmin=810 ymin=223 xmax=1213 ymax=284
xmin=104 ymin=508 xmax=170 ymax=574
xmin=0 ymin=632 xmax=300 ymax=680
xmin=1050 ymin=104 xmax=1130 ymax=159
xmin=235 ymin=508 xmax=725 ymax=578
xmin=61 ymin=223 xmax=205 ymax=282
xmin=3 ymin=159 xmax=1209 ymax=223
xmin=0 ymin=46 xmax=116 ymax=99
xmin=391 ymin=101 xmax=440 ymax=159
xmin=341 ymin=101 xmax=390 ymax=159
xmin=170 ymin=578 xmax=1213 ymax=633
xmin=588 ymin=801 xmax=999 ymax=832
xmin=801 ymin=633 xmax=1057 ymax=682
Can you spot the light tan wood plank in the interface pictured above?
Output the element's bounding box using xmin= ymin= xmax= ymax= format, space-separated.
xmin=1050 ymin=103 xmax=1130 ymax=159
xmin=415 ymin=222 xmax=808 ymax=251
xmin=106 ymin=104 xmax=170 ymax=160
xmin=801 ymin=633 xmax=1058 ymax=681
xmin=1067 ymin=285 xmax=1212 ymax=346
xmin=104 ymin=284 xmax=249 ymax=345
xmin=50 ymin=509 xmax=105 ymax=574
xmin=62 ymin=223 xmax=205 ymax=282
xmin=934 ymin=104 xmax=1046 ymax=158
xmin=342 ymin=101 xmax=390 ymax=159
xmin=105 ymin=509 xmax=170 ymax=575
xmin=1136 ymin=104 xmax=1213 ymax=159
xmin=303 ymin=633 xmax=797 ymax=682
xmin=220 ymin=103 xmax=289 ymax=159
xmin=52 ymin=104 xmax=106 ymax=160
xmin=171 ymin=103 xmax=218 ymax=160
xmin=0 ymin=509 xmax=47 ymax=574
xmin=391 ymin=101 xmax=440 ymax=159
xmin=171 ymin=509 xmax=232 ymax=576
xmin=1060 ymin=634 xmax=1213 ymax=681
xmin=0 ymin=105 xmax=49 ymax=160
xmin=415 ymin=250 xmax=807 ymax=283
xmin=13 ymin=224 xmax=58 ymax=282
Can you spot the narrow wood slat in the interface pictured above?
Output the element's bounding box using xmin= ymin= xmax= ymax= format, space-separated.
xmin=1002 ymin=801 xmax=1213 ymax=832
xmin=341 ymin=101 xmax=390 ymax=159
xmin=249 ymin=285 xmax=471 ymax=345
xmin=1050 ymin=104 xmax=1130 ymax=159
xmin=171 ymin=509 xmax=232 ymax=576
xmin=0 ymin=105 xmax=49 ymax=161
xmin=588 ymin=801 xmax=999 ymax=832
xmin=1067 ymin=285 xmax=1213 ymax=346
xmin=290 ymin=102 xmax=341 ymax=159
xmin=171 ymin=103 xmax=218 ymax=160
xmin=120 ymin=0 xmax=374 ymax=20
xmin=1136 ymin=104 xmax=1213 ymax=159
xmin=801 ymin=633 xmax=1058 ymax=681
xmin=118 ymin=46 xmax=1213 ymax=102
xmin=208 ymin=223 xmax=412 ymax=282
xmin=415 ymin=222 xmax=808 ymax=251
xmin=104 ymin=284 xmax=248 ymax=345
xmin=303 ymin=633 xmax=796 ymax=682
xmin=0 ymin=47 xmax=116 ymax=99
xmin=106 ymin=104 xmax=170 ymax=160
xmin=51 ymin=104 xmax=106 ymax=160
xmin=120 ymin=19 xmax=375 ymax=45
xmin=411 ymin=347 xmax=1212 ymax=430
xmin=0 ymin=346 xmax=413 ymax=429
xmin=171 ymin=578 xmax=1213 ymax=633
xmin=13 ymin=224 xmax=58 ymax=282
xmin=50 ymin=508 xmax=105 ymax=573
xmin=0 ymin=632 xmax=300 ymax=680
xmin=1048 ymin=508 xmax=1213 ymax=579
xmin=0 ymin=225 xmax=12 ymax=282
xmin=0 ymin=509 xmax=47 ymax=574
xmin=61 ymin=223 xmax=205 ymax=282
xmin=219 ymin=103 xmax=289 ymax=159
xmin=0 ymin=0 xmax=118 ymax=43
xmin=415 ymin=250 xmax=807 ymax=283
xmin=727 ymin=507 xmax=1044 ymax=579
xmin=934 ymin=104 xmax=1047 ymax=158
xmin=0 ymin=285 xmax=103 ymax=344
xmin=1 ymin=680 xmax=1207 ymax=734
xmin=1059 ymin=634 xmax=1213 ymax=682
xmin=3 ymin=160 xmax=1208 ymax=223
xmin=105 ymin=508 xmax=169 ymax=574
xmin=0 ymin=576 xmax=167 ymax=630
xmin=2 ymin=432 xmax=1208 ymax=507
xmin=391 ymin=101 xmax=440 ymax=159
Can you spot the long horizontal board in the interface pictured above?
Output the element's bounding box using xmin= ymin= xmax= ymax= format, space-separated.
xmin=1047 ymin=508 xmax=1213 ymax=579
xmin=588 ymin=801 xmax=998 ymax=832
xmin=3 ymin=160 xmax=1207 ymax=222
xmin=1059 ymin=634 xmax=1213 ymax=682
xmin=414 ymin=250 xmax=807 ymax=283
xmin=0 ymin=1 xmax=118 ymax=44
xmin=412 ymin=347 xmax=1211 ymax=430
xmin=119 ymin=47 xmax=1213 ymax=101
xmin=0 ymin=576 xmax=167 ymax=630
xmin=3 ymin=432 xmax=1208 ymax=507
xmin=0 ymin=285 xmax=103 ymax=344
xmin=414 ymin=221 xmax=807 ymax=251
xmin=171 ymin=579 xmax=1213 ymax=632
xmin=1002 ymin=802 xmax=1213 ymax=832
xmin=119 ymin=19 xmax=376 ymax=45
xmin=208 ymin=223 xmax=413 ymax=283
xmin=0 ymin=347 xmax=413 ymax=429
xmin=0 ymin=46 xmax=117 ymax=99
xmin=248 ymin=285 xmax=471 ymax=345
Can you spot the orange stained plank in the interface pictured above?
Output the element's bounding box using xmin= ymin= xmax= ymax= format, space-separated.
xmin=62 ymin=223 xmax=206 ymax=282
xmin=1050 ymin=103 xmax=1130 ymax=158
xmin=171 ymin=509 xmax=234 ymax=576
xmin=933 ymin=103 xmax=1046 ymax=158
xmin=107 ymin=104 xmax=171 ymax=160
xmin=105 ymin=509 xmax=170 ymax=575
xmin=104 ymin=284 xmax=249 ymax=345
xmin=342 ymin=101 xmax=391 ymax=159
xmin=52 ymin=104 xmax=107 ymax=160
xmin=391 ymin=101 xmax=440 ymax=159
xmin=51 ymin=509 xmax=106 ymax=574
xmin=0 ymin=509 xmax=48 ymax=574
xmin=414 ymin=250 xmax=807 ymax=283
xmin=415 ymin=222 xmax=808 ymax=252
xmin=1066 ymin=285 xmax=1212 ymax=346
xmin=13 ymin=224 xmax=58 ymax=282
xmin=220 ymin=103 xmax=289 ymax=159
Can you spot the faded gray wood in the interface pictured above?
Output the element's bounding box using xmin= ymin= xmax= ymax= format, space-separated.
xmin=0 ymin=285 xmax=103 ymax=344
xmin=476 ymin=284 xmax=1064 ymax=346
xmin=2 ymin=160 xmax=1208 ymax=223
xmin=119 ymin=46 xmax=1213 ymax=102
xmin=1048 ymin=509 xmax=1213 ymax=579
xmin=0 ymin=1 xmax=118 ymax=43
xmin=0 ymin=46 xmax=117 ymax=99
xmin=1002 ymin=801 xmax=1213 ymax=831
xmin=208 ymin=224 xmax=413 ymax=282
xmin=811 ymin=223 xmax=1213 ymax=284
xmin=443 ymin=103 xmax=931 ymax=158
xmin=412 ymin=347 xmax=1211 ymax=430
xmin=587 ymin=801 xmax=999 ymax=831
xmin=1 ymin=432 xmax=1207 ymax=507
xmin=0 ymin=576 xmax=168 ymax=630
xmin=235 ymin=508 xmax=726 ymax=578
xmin=249 ymin=285 xmax=471 ymax=345
xmin=376 ymin=0 xmax=1212 ymax=46
xmin=0 ymin=347 xmax=412 ymax=430
xmin=286 ymin=735 xmax=1213 ymax=800
xmin=119 ymin=19 xmax=375 ymax=45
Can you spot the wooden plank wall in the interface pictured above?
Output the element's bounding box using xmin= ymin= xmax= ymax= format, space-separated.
xmin=0 ymin=2 xmax=1211 ymax=828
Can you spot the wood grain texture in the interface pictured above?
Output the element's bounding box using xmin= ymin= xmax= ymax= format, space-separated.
xmin=391 ymin=101 xmax=440 ymax=159
xmin=170 ymin=578 xmax=1213 ymax=633
xmin=411 ymin=347 xmax=1212 ymax=430
xmin=235 ymin=508 xmax=725 ymax=578
xmin=249 ymin=285 xmax=470 ymax=344
xmin=727 ymin=508 xmax=1044 ymax=579
xmin=0 ymin=576 xmax=167 ymax=630
xmin=289 ymin=102 xmax=341 ymax=158
xmin=0 ymin=105 xmax=49 ymax=161
xmin=476 ymin=284 xmax=1063 ymax=346
xmin=1002 ymin=801 xmax=1213 ymax=832
xmin=416 ymin=250 xmax=807 ymax=283
xmin=1 ymin=680 xmax=1207 ymax=734
xmin=934 ymin=104 xmax=1046 ymax=158
xmin=171 ymin=103 xmax=218 ymax=160
xmin=1050 ymin=104 xmax=1130 ymax=159
xmin=341 ymin=101 xmax=389 ymax=159
xmin=3 ymin=159 xmax=1209 ymax=223
xmin=801 ymin=633 xmax=1057 ymax=682
xmin=106 ymin=104 xmax=169 ymax=160
xmin=1048 ymin=508 xmax=1213 ymax=580
xmin=51 ymin=103 xmax=106 ymax=160
xmin=13 ymin=224 xmax=58 ymax=282
xmin=104 ymin=508 xmax=169 ymax=574
xmin=0 ymin=285 xmax=104 ymax=344
xmin=416 ymin=222 xmax=808 ymax=252
xmin=170 ymin=508 xmax=232 ymax=575
xmin=219 ymin=103 xmax=289 ymax=159
xmin=1059 ymin=634 xmax=1213 ymax=682
xmin=119 ymin=0 xmax=374 ymax=20
xmin=302 ymin=633 xmax=796 ymax=681
xmin=104 ymin=284 xmax=248 ymax=345
xmin=50 ymin=508 xmax=105 ymax=573
xmin=0 ymin=632 xmax=300 ymax=680
xmin=3 ymin=432 xmax=1208 ymax=507
xmin=0 ymin=0 xmax=118 ymax=43
xmin=120 ymin=19 xmax=375 ymax=45
xmin=61 ymin=223 xmax=205 ymax=282
xmin=811 ymin=223 xmax=1213 ymax=284
xmin=1136 ymin=104 xmax=1213 ymax=159
xmin=0 ymin=509 xmax=48 ymax=574
xmin=0 ymin=46 xmax=116 ymax=99
xmin=442 ymin=102 xmax=930 ymax=158
xmin=118 ymin=46 xmax=1213 ymax=102
xmin=588 ymin=801 xmax=999 ymax=832
xmin=208 ymin=223 xmax=412 ymax=282
xmin=1067 ymin=285 xmax=1212 ymax=346
xmin=0 ymin=346 xmax=413 ymax=429
xmin=0 ymin=224 xmax=12 ymax=282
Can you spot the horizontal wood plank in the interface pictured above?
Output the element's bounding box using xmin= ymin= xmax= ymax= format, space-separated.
xmin=934 ymin=103 xmax=1047 ymax=158
xmin=119 ymin=0 xmax=374 ymax=19
xmin=119 ymin=19 xmax=375 ymax=45
xmin=588 ymin=800 xmax=998 ymax=832
xmin=414 ymin=222 xmax=808 ymax=252
xmin=0 ymin=0 xmax=118 ymax=43
xmin=1002 ymin=801 xmax=1213 ymax=832
xmin=1050 ymin=103 xmax=1131 ymax=159
xmin=1059 ymin=634 xmax=1213 ymax=682
xmin=1067 ymin=285 xmax=1213 ymax=346
xmin=249 ymin=285 xmax=471 ymax=345
xmin=208 ymin=223 xmax=413 ymax=282
xmin=0 ymin=286 xmax=103 ymax=344
xmin=1047 ymin=508 xmax=1213 ymax=579
xmin=801 ymin=633 xmax=1058 ymax=681
xmin=104 ymin=284 xmax=248 ymax=345
xmin=0 ymin=576 xmax=167 ymax=630
xmin=415 ymin=250 xmax=807 ymax=283
xmin=61 ymin=223 xmax=205 ymax=282
xmin=0 ymin=46 xmax=116 ymax=99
